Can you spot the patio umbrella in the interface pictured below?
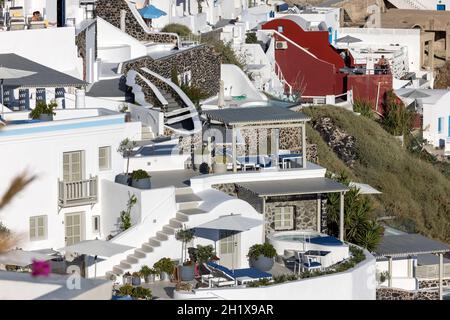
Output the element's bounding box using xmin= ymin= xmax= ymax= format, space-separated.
xmin=58 ymin=240 xmax=134 ymax=278
xmin=0 ymin=249 xmax=55 ymax=267
xmin=399 ymin=89 xmax=430 ymax=112
xmin=193 ymin=214 xmax=263 ymax=271
xmin=0 ymin=66 xmax=36 ymax=116
xmin=335 ymin=35 xmax=362 ymax=46
xmin=138 ymin=4 xmax=167 ymax=20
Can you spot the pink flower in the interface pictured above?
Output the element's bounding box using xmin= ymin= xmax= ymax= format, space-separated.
xmin=31 ymin=260 xmax=51 ymax=277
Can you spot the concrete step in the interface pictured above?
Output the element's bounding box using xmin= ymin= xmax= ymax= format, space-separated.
xmin=163 ymin=225 xmax=176 ymax=235
xmin=148 ymin=238 xmax=161 ymax=247
xmin=175 ymin=187 xmax=195 ymax=196
xmin=176 ymin=212 xmax=189 ymax=222
xmin=113 ymin=266 xmax=125 ymax=275
xmin=127 ymin=254 xmax=139 ymax=264
xmin=134 ymin=249 xmax=147 ymax=258
xmin=119 ymin=260 xmax=132 ymax=269
xmin=169 ymin=218 xmax=183 ymax=228
xmin=175 ymin=193 xmax=202 ymax=203
xmin=177 ymin=201 xmax=200 ymax=211
xmin=156 ymin=231 xmax=169 ymax=241
xmin=178 ymin=208 xmax=207 ymax=215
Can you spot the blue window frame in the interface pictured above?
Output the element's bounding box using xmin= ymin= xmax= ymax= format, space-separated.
xmin=277 ymin=26 xmax=284 ymax=33
xmin=438 ymin=117 xmax=443 ymax=133
xmin=437 ymin=4 xmax=446 ymax=11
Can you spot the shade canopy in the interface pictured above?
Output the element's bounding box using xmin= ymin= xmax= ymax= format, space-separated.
xmin=399 ymin=89 xmax=430 ymax=99
xmin=0 ymin=249 xmax=55 ymax=267
xmin=0 ymin=66 xmax=36 ymax=80
xmin=138 ymin=5 xmax=167 ymax=19
xmin=58 ymin=240 xmax=134 ymax=258
xmin=375 ymin=234 xmax=450 ymax=258
xmin=195 ymin=214 xmax=263 ymax=232
xmin=335 ymin=35 xmax=362 ymax=44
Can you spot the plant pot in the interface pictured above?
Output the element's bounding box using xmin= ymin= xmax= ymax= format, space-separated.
xmin=144 ymin=274 xmax=156 ymax=283
xmin=115 ymin=173 xmax=130 ymax=186
xmin=123 ymin=275 xmax=133 ymax=285
xmin=38 ymin=114 xmax=53 ymax=121
xmin=160 ymin=272 xmax=170 ymax=282
xmin=180 ymin=265 xmax=195 ymax=281
xmin=249 ymin=255 xmax=274 ymax=272
xmin=212 ymin=163 xmax=227 ymax=174
xmin=131 ymin=177 xmax=151 ymax=189
xmin=132 ymin=276 xmax=141 ymax=286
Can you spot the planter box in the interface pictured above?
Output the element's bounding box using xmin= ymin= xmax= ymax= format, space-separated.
xmin=131 ymin=178 xmax=151 ymax=189
xmin=144 ymin=274 xmax=156 ymax=283
xmin=180 ymin=265 xmax=195 ymax=281
xmin=131 ymin=276 xmax=141 ymax=286
xmin=160 ymin=272 xmax=170 ymax=282
xmin=249 ymin=255 xmax=274 ymax=272
xmin=115 ymin=174 xmax=130 ymax=186
xmin=38 ymin=114 xmax=53 ymax=121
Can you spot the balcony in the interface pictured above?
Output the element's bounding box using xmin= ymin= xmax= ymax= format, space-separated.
xmin=58 ymin=176 xmax=98 ymax=208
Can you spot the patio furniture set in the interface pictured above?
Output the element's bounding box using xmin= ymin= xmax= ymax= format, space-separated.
xmin=1 ymin=7 xmax=48 ymax=31
xmin=285 ymin=250 xmax=331 ymax=274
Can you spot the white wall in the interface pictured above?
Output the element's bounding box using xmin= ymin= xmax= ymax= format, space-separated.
xmin=0 ymin=27 xmax=82 ymax=77
xmin=0 ymin=113 xmax=141 ymax=251
xmin=422 ymin=93 xmax=450 ymax=147
xmin=220 ymin=64 xmax=267 ymax=101
xmin=338 ymin=28 xmax=422 ymax=73
xmin=174 ymin=249 xmax=376 ymax=300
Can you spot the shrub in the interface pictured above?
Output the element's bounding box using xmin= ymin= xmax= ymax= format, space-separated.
xmin=29 ymin=100 xmax=57 ymax=119
xmin=353 ymin=100 xmax=374 ymax=119
xmin=193 ymin=245 xmax=216 ymax=263
xmin=161 ymin=23 xmax=193 ymax=37
xmin=245 ymin=32 xmax=258 ymax=44
xmin=203 ymin=39 xmax=245 ymax=69
xmin=131 ymin=169 xmax=150 ymax=180
xmin=180 ymin=83 xmax=208 ymax=106
xmin=247 ymin=243 xmax=277 ymax=260
xmin=118 ymin=284 xmax=133 ymax=296
xmin=153 ymin=258 xmax=175 ymax=274
xmin=131 ymin=286 xmax=152 ymax=300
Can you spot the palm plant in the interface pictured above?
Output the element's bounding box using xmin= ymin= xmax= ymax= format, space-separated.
xmin=175 ymin=228 xmax=195 ymax=263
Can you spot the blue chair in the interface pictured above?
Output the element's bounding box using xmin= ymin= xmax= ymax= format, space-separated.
xmin=294 ymin=252 xmax=321 ymax=274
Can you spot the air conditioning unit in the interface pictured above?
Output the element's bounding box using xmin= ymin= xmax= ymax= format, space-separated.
xmin=275 ymin=41 xmax=288 ymax=50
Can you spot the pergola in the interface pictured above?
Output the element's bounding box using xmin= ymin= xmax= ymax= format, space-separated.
xmin=237 ymin=177 xmax=350 ymax=241
xmin=375 ymin=233 xmax=450 ymax=300
xmin=202 ymin=106 xmax=310 ymax=173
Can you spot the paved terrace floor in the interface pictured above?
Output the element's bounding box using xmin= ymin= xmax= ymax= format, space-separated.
xmin=149 ymin=170 xmax=200 ymax=189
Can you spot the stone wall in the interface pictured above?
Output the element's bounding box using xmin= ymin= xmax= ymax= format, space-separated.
xmin=75 ymin=28 xmax=87 ymax=81
xmin=265 ymin=195 xmax=319 ymax=236
xmin=376 ymin=288 xmax=439 ymax=300
xmin=95 ymin=0 xmax=178 ymax=43
xmin=236 ymin=185 xmax=264 ymax=214
xmin=123 ymin=45 xmax=221 ymax=98
xmin=418 ymin=278 xmax=450 ymax=290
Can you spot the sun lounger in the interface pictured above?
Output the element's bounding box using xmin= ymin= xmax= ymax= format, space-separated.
xmin=206 ymin=262 xmax=272 ymax=285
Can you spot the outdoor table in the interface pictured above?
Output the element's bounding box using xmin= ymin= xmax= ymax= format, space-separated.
xmin=279 ymin=154 xmax=302 ymax=169
xmin=305 ymin=250 xmax=331 ymax=268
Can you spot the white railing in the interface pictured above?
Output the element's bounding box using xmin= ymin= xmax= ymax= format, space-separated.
xmin=58 ymin=176 xmax=98 ymax=207
xmin=273 ymin=60 xmax=293 ymax=96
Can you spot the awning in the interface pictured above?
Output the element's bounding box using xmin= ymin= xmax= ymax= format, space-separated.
xmin=349 ymin=182 xmax=382 ymax=195
xmin=375 ymin=234 xmax=450 ymax=258
xmin=138 ymin=5 xmax=167 ymax=20
xmin=0 ymin=249 xmax=55 ymax=267
xmin=193 ymin=214 xmax=263 ymax=242
xmin=238 ymin=177 xmax=350 ymax=197
xmin=58 ymin=240 xmax=134 ymax=258
xmin=0 ymin=54 xmax=86 ymax=88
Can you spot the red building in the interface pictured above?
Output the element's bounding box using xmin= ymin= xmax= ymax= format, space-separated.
xmin=262 ymin=17 xmax=393 ymax=113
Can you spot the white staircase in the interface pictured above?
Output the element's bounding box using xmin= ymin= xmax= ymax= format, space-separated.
xmin=107 ymin=187 xmax=207 ymax=279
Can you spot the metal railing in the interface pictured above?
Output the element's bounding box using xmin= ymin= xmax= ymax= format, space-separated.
xmin=58 ymin=176 xmax=98 ymax=207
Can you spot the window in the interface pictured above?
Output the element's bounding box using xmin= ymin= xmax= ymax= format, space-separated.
xmin=438 ymin=117 xmax=443 ymax=133
xmin=63 ymin=151 xmax=84 ymax=181
xmin=273 ymin=206 xmax=294 ymax=230
xmin=277 ymin=26 xmax=284 ymax=33
xmin=29 ymin=216 xmax=47 ymax=241
xmin=92 ymin=215 xmax=100 ymax=234
xmin=99 ymin=146 xmax=111 ymax=171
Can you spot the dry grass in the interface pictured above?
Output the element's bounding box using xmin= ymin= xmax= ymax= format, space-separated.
xmin=303 ymin=106 xmax=450 ymax=243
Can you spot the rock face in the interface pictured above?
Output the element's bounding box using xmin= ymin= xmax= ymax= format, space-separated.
xmin=312 ymin=117 xmax=357 ymax=167
xmin=376 ymin=288 xmax=439 ymax=300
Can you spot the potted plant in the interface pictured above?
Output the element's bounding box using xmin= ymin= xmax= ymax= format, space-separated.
xmin=122 ymin=271 xmax=133 ymax=285
xmin=117 ymin=283 xmax=133 ymax=299
xmin=29 ymin=100 xmax=57 ymax=121
xmin=175 ymin=281 xmax=193 ymax=292
xmin=131 ymin=286 xmax=152 ymax=300
xmin=130 ymin=169 xmax=151 ymax=189
xmin=131 ymin=271 xmax=141 ymax=286
xmin=247 ymin=243 xmax=277 ymax=272
xmin=175 ymin=228 xmax=196 ymax=281
xmin=212 ymin=155 xmax=228 ymax=174
xmin=194 ymin=245 xmax=216 ymax=264
xmin=153 ymin=258 xmax=175 ymax=282
xmin=116 ymin=138 xmax=137 ymax=185
xmin=140 ymin=265 xmax=157 ymax=283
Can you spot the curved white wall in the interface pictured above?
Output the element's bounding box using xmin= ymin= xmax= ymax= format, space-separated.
xmin=221 ymin=64 xmax=267 ymax=101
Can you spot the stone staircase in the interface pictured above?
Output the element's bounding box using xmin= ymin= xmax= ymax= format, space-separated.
xmin=107 ymin=187 xmax=206 ymax=278
xmin=386 ymin=0 xmax=428 ymax=10
xmin=141 ymin=124 xmax=155 ymax=140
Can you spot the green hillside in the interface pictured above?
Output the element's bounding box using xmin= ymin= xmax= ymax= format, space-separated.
xmin=303 ymin=106 xmax=450 ymax=243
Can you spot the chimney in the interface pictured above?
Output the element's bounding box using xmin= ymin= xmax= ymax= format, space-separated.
xmin=75 ymin=89 xmax=86 ymax=109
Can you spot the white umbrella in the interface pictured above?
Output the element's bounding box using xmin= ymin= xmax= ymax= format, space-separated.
xmin=0 ymin=66 xmax=36 ymax=116
xmin=0 ymin=249 xmax=55 ymax=267
xmin=58 ymin=240 xmax=134 ymax=278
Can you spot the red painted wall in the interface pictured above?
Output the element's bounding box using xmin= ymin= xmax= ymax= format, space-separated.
xmin=348 ymin=74 xmax=393 ymax=113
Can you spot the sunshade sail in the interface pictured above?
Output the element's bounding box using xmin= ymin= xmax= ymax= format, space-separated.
xmin=58 ymin=240 xmax=134 ymax=258
xmin=0 ymin=249 xmax=55 ymax=267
